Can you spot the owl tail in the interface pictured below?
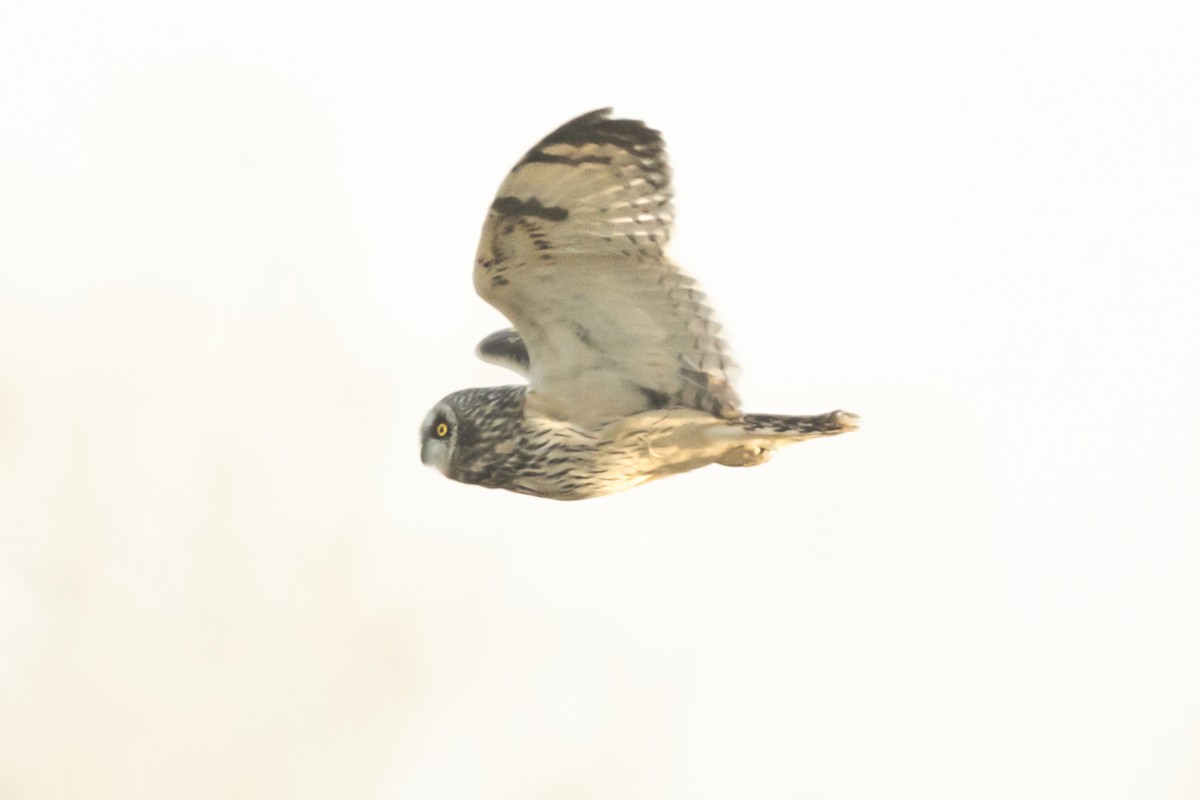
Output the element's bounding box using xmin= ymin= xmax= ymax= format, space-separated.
xmin=709 ymin=409 xmax=857 ymax=467
xmin=710 ymin=410 xmax=854 ymax=465
xmin=740 ymin=409 xmax=859 ymax=441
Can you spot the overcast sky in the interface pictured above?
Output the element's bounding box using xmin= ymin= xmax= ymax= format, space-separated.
xmin=2 ymin=2 xmax=1198 ymax=799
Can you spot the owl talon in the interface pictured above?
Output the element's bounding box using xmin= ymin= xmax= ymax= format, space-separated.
xmin=717 ymin=445 xmax=772 ymax=467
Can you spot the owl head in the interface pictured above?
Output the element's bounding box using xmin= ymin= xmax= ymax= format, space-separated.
xmin=420 ymin=385 xmax=525 ymax=484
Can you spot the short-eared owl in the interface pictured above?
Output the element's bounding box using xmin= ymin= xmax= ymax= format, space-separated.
xmin=421 ymin=109 xmax=857 ymax=500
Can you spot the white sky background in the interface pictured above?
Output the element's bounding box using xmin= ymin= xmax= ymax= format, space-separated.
xmin=1 ymin=1 xmax=1198 ymax=798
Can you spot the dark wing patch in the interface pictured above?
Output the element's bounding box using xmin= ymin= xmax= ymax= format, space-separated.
xmin=491 ymin=196 xmax=569 ymax=222
xmin=475 ymin=328 xmax=530 ymax=378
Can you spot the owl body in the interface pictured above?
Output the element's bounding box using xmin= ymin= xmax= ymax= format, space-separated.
xmin=420 ymin=109 xmax=857 ymax=500
xmin=423 ymin=386 xmax=854 ymax=501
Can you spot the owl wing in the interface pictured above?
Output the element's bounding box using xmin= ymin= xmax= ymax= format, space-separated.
xmin=474 ymin=108 xmax=740 ymax=426
xmin=476 ymin=328 xmax=530 ymax=378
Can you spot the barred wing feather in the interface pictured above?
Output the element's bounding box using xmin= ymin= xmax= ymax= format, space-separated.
xmin=473 ymin=109 xmax=740 ymax=425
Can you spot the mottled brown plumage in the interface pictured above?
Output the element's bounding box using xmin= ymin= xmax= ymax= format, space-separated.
xmin=420 ymin=109 xmax=856 ymax=500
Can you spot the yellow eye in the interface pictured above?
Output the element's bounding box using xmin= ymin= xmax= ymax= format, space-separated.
xmin=435 ymin=422 xmax=449 ymax=438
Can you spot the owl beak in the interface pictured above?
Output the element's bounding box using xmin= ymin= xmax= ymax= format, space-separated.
xmin=420 ymin=437 xmax=449 ymax=472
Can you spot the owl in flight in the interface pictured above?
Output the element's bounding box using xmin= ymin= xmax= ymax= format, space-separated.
xmin=421 ymin=109 xmax=857 ymax=500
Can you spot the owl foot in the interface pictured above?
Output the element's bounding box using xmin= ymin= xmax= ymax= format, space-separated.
xmin=717 ymin=445 xmax=773 ymax=467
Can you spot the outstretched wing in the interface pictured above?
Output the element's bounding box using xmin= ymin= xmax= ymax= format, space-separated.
xmin=474 ymin=109 xmax=740 ymax=425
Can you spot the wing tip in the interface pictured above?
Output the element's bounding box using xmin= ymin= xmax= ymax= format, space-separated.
xmin=573 ymin=107 xmax=615 ymax=123
xmin=476 ymin=329 xmax=531 ymax=377
xmin=522 ymin=107 xmax=664 ymax=160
